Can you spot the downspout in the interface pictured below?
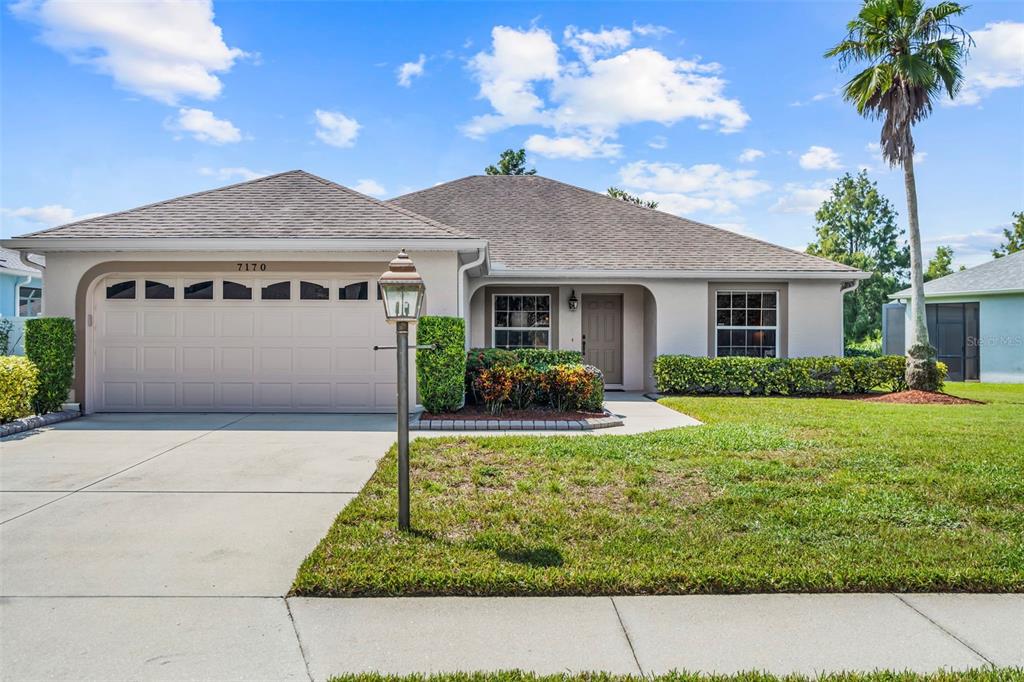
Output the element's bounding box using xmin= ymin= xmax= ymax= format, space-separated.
xmin=456 ymin=245 xmax=487 ymax=350
xmin=839 ymin=280 xmax=859 ymax=354
xmin=16 ymin=251 xmax=44 ymax=318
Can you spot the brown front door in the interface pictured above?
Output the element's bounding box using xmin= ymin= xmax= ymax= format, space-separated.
xmin=582 ymin=294 xmax=623 ymax=384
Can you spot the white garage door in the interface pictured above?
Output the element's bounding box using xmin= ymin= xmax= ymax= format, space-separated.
xmin=92 ymin=273 xmax=402 ymax=412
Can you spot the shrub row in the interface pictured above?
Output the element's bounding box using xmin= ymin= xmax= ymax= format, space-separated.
xmin=0 ymin=356 xmax=40 ymax=423
xmin=473 ymin=363 xmax=604 ymax=415
xmin=651 ymin=355 xmax=944 ymax=396
xmin=463 ymin=346 xmax=600 ymax=415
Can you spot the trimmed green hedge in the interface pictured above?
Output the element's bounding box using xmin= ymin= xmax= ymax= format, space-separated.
xmin=651 ymin=355 xmax=941 ymax=396
xmin=25 ymin=317 xmax=75 ymax=414
xmin=0 ymin=356 xmax=39 ymax=423
xmin=417 ymin=316 xmax=466 ymax=413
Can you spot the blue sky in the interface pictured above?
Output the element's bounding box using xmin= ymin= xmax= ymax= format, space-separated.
xmin=2 ymin=1 xmax=1022 ymax=266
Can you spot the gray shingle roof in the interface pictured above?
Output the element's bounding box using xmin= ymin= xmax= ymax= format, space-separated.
xmin=14 ymin=170 xmax=470 ymax=240
xmin=392 ymin=175 xmax=859 ymax=273
xmin=894 ymin=250 xmax=1024 ymax=297
xmin=0 ymin=247 xmax=42 ymax=273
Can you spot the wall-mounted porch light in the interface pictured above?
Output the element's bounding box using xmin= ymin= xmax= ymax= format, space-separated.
xmin=568 ymin=289 xmax=579 ymax=311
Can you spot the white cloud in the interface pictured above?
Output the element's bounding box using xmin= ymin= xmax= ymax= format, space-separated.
xmin=314 ymin=109 xmax=361 ymax=148
xmin=922 ymin=227 xmax=1007 ymax=266
xmin=619 ymin=161 xmax=770 ymax=215
xmin=799 ymin=145 xmax=842 ymax=170
xmin=948 ymin=21 xmax=1024 ymax=106
xmin=463 ymin=25 xmax=749 ymax=147
xmin=352 ymin=179 xmax=387 ymax=197
xmin=524 ymin=133 xmax=621 ymax=159
xmin=11 ymin=0 xmax=246 ymax=104
xmin=770 ymin=183 xmax=831 ymax=214
xmin=790 ymin=88 xmax=838 ymax=107
xmin=738 ymin=148 xmax=764 ymax=163
xmin=171 ymin=107 xmax=241 ymax=144
xmin=632 ymin=22 xmax=672 ymax=38
xmin=2 ymin=204 xmax=101 ymax=229
xmin=199 ymin=166 xmax=268 ymax=182
xmin=647 ymin=135 xmax=668 ymax=150
xmin=397 ymin=54 xmax=426 ymax=87
xmin=564 ymin=25 xmax=632 ymax=62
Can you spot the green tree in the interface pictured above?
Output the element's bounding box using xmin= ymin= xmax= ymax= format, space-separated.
xmin=826 ymin=0 xmax=972 ymax=390
xmin=924 ymin=245 xmax=955 ymax=281
xmin=807 ymin=170 xmax=908 ymax=343
xmin=992 ymin=211 xmax=1024 ymax=258
xmin=606 ymin=186 xmax=659 ymax=209
xmin=484 ymin=148 xmax=536 ymax=176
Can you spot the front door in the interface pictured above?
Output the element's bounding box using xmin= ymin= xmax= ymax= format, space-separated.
xmin=582 ymin=294 xmax=623 ymax=385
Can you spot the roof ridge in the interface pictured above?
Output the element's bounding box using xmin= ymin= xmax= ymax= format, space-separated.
xmin=296 ymin=171 xmax=471 ymax=238
xmin=500 ymin=174 xmax=859 ymax=273
xmin=389 ymin=175 xmax=483 ymax=203
xmin=16 ymin=170 xmax=303 ymax=238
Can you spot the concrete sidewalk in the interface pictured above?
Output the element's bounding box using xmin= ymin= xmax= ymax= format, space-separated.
xmin=3 ymin=593 xmax=1020 ymax=680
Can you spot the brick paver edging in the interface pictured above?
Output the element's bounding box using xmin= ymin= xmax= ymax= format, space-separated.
xmin=411 ymin=410 xmax=623 ymax=431
xmin=1 ymin=409 xmax=81 ymax=438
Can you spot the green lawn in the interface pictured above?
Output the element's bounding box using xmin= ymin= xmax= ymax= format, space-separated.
xmin=293 ymin=383 xmax=1024 ymax=597
xmin=329 ymin=672 xmax=1023 ymax=682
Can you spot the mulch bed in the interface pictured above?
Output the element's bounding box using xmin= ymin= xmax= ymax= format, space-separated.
xmin=855 ymin=389 xmax=983 ymax=405
xmin=423 ymin=405 xmax=606 ymax=421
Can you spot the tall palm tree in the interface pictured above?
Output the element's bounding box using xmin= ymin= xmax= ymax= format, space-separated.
xmin=826 ymin=0 xmax=971 ymax=390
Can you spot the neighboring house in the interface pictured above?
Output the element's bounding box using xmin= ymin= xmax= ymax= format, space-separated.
xmin=884 ymin=251 xmax=1023 ymax=382
xmin=0 ymin=171 xmax=866 ymax=413
xmin=0 ymin=247 xmax=44 ymax=354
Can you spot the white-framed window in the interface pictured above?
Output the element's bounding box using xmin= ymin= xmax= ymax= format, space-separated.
xmin=18 ymin=285 xmax=42 ymax=317
xmin=492 ymin=294 xmax=551 ymax=349
xmin=715 ymin=290 xmax=779 ymax=357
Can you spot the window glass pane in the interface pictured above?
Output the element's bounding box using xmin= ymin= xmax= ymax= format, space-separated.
xmin=731 ymin=293 xmax=745 ymax=308
xmin=731 ymin=330 xmax=746 ymax=346
xmin=532 ymin=330 xmax=549 ymax=348
xmin=300 ymin=281 xmax=329 ymax=300
xmin=536 ymin=311 xmax=550 ymax=326
xmin=523 ymin=296 xmax=536 ymax=311
xmin=731 ymin=310 xmax=747 ymax=326
xmin=262 ymin=281 xmax=290 ymax=300
xmin=746 ymin=293 xmax=762 ymax=308
xmin=716 ymin=293 xmax=731 ymax=309
xmin=747 ymin=309 xmax=762 ymax=326
xmin=495 ymin=295 xmax=509 ymax=311
xmin=536 ymin=296 xmax=550 ymax=311
xmin=716 ymin=310 xmax=730 ymax=326
xmin=763 ymin=292 xmax=777 ymax=309
xmin=106 ymin=281 xmax=136 ymax=299
xmin=763 ymin=329 xmax=777 ymax=347
xmin=494 ymin=312 xmax=509 ymax=327
xmin=143 ymin=281 xmax=174 ymax=300
xmin=338 ymin=282 xmax=368 ymax=300
xmin=184 ymin=281 xmax=213 ymax=300
xmin=495 ymin=330 xmax=508 ymax=347
xmin=510 ymin=311 xmax=527 ymax=327
xmin=19 ymin=287 xmax=42 ymax=316
xmin=223 ymin=281 xmax=252 ymax=300
xmin=763 ymin=309 xmax=777 ymax=326
xmin=717 ymin=330 xmax=730 ymax=346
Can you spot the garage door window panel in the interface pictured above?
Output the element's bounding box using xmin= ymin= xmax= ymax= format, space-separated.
xmin=339 ymin=281 xmax=369 ymax=301
xmin=300 ymin=281 xmax=330 ymax=300
xmin=184 ymin=280 xmax=214 ymax=300
xmin=223 ymin=281 xmax=252 ymax=300
xmin=262 ymin=281 xmax=291 ymax=300
xmin=145 ymin=280 xmax=175 ymax=300
xmin=106 ymin=280 xmax=137 ymax=300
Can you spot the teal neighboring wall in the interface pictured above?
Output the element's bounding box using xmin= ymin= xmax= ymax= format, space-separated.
xmin=0 ymin=272 xmax=42 ymax=317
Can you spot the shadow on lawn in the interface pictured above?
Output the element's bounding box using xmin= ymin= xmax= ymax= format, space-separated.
xmin=496 ymin=546 xmax=564 ymax=568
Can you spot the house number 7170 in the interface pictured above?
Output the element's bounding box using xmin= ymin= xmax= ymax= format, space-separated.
xmin=236 ymin=263 xmax=267 ymax=271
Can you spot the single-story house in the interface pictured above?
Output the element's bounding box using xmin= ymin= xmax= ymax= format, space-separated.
xmin=884 ymin=250 xmax=1023 ymax=382
xmin=1 ymin=170 xmax=866 ymax=413
xmin=0 ymin=247 xmax=44 ymax=354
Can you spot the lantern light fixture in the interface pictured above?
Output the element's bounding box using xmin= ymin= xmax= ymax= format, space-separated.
xmin=568 ymin=289 xmax=579 ymax=311
xmin=378 ymin=249 xmax=425 ymax=324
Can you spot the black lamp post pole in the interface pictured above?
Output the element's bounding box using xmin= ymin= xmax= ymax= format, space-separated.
xmin=396 ymin=320 xmax=411 ymax=531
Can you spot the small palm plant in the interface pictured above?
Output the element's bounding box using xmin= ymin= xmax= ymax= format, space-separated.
xmin=826 ymin=0 xmax=972 ymax=390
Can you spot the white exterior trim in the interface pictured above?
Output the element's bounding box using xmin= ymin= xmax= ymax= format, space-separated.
xmin=486 ymin=267 xmax=870 ymax=280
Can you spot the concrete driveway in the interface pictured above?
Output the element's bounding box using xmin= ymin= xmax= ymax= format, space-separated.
xmin=1 ymin=412 xmax=397 ymax=680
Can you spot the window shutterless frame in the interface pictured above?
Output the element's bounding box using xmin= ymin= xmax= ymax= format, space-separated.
xmin=713 ymin=289 xmax=780 ymax=358
xmin=491 ymin=293 xmax=552 ymax=350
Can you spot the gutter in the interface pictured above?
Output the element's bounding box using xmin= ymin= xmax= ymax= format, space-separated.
xmin=484 ymin=268 xmax=872 ymax=281
xmin=889 ymin=287 xmax=1024 ymax=300
xmin=0 ymin=237 xmax=489 ymax=252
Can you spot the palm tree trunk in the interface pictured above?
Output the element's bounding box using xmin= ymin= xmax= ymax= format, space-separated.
xmin=901 ymin=142 xmax=937 ymax=390
xmin=903 ymin=151 xmax=928 ymax=347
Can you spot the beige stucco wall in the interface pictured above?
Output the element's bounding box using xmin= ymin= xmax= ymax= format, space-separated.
xmin=787 ymin=279 xmax=845 ymax=357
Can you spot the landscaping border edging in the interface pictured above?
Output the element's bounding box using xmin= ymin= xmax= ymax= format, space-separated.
xmin=412 ymin=409 xmax=623 ymax=431
xmin=1 ymin=409 xmax=81 ymax=438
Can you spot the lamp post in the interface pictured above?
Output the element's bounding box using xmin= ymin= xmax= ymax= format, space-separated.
xmin=377 ymin=250 xmax=425 ymax=532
